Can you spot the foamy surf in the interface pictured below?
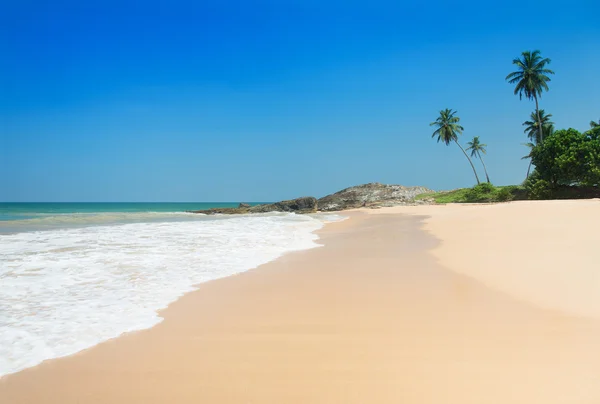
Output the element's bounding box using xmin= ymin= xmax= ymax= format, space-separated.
xmin=0 ymin=212 xmax=346 ymax=378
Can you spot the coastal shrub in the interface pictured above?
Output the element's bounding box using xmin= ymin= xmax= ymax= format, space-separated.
xmin=504 ymin=185 xmax=528 ymax=200
xmin=464 ymin=183 xmax=496 ymax=202
xmin=525 ymin=178 xmax=553 ymax=200
xmin=524 ymin=180 xmax=600 ymax=200
xmin=582 ymin=126 xmax=600 ymax=185
xmin=496 ymin=187 xmax=514 ymax=201
xmin=530 ymin=128 xmax=600 ymax=187
xmin=417 ymin=188 xmax=470 ymax=203
xmin=424 ymin=184 xmax=524 ymax=203
xmin=476 ymin=182 xmax=495 ymax=193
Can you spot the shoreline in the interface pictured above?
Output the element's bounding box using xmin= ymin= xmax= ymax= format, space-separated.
xmin=0 ymin=212 xmax=338 ymax=380
xmin=0 ymin=213 xmax=363 ymax=390
xmin=2 ymin=203 xmax=600 ymax=403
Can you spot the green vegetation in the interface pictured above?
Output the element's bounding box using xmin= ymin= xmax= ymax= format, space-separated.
xmin=416 ymin=184 xmax=525 ymax=204
xmin=425 ymin=49 xmax=599 ymax=204
xmin=523 ymin=109 xmax=554 ymax=145
xmin=430 ymin=109 xmax=481 ymax=185
xmin=521 ymin=142 xmax=536 ymax=180
xmin=525 ymin=126 xmax=600 ymax=198
xmin=521 ymin=109 xmax=555 ymax=180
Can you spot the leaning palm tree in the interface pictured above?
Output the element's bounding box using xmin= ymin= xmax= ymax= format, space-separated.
xmin=523 ymin=109 xmax=553 ymax=144
xmin=521 ymin=142 xmax=536 ymax=180
xmin=430 ymin=109 xmax=480 ymax=185
xmin=506 ymin=50 xmax=554 ymax=143
xmin=466 ymin=136 xmax=490 ymax=183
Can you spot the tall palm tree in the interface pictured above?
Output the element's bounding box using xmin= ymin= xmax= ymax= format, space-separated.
xmin=430 ymin=109 xmax=481 ymax=185
xmin=466 ymin=136 xmax=491 ymax=183
xmin=523 ymin=109 xmax=554 ymax=144
xmin=591 ymin=119 xmax=599 ymax=128
xmin=506 ymin=50 xmax=554 ymax=143
xmin=521 ymin=142 xmax=536 ymax=180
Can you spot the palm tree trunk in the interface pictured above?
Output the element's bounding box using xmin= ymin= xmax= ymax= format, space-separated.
xmin=535 ymin=94 xmax=544 ymax=143
xmin=477 ymin=151 xmax=491 ymax=183
xmin=526 ymin=159 xmax=532 ymax=181
xmin=454 ymin=139 xmax=480 ymax=185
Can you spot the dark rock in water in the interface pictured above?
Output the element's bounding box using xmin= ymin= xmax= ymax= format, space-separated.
xmin=317 ymin=182 xmax=432 ymax=212
xmin=188 ymin=207 xmax=250 ymax=215
xmin=248 ymin=196 xmax=317 ymax=214
xmin=188 ymin=197 xmax=317 ymax=215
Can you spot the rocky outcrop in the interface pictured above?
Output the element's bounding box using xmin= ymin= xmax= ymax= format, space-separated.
xmin=189 ymin=197 xmax=318 ymax=215
xmin=188 ymin=183 xmax=432 ymax=215
xmin=248 ymin=197 xmax=317 ymax=214
xmin=189 ymin=206 xmax=250 ymax=215
xmin=317 ymin=182 xmax=432 ymax=211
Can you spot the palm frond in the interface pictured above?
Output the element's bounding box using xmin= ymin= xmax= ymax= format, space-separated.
xmin=466 ymin=136 xmax=487 ymax=158
xmin=506 ymin=50 xmax=554 ymax=102
xmin=430 ymin=109 xmax=463 ymax=146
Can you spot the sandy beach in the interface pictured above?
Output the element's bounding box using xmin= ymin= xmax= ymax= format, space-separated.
xmin=2 ymin=200 xmax=600 ymax=403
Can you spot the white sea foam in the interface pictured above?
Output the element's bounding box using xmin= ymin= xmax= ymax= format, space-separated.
xmin=0 ymin=211 xmax=197 ymax=233
xmin=0 ymin=213 xmax=345 ymax=377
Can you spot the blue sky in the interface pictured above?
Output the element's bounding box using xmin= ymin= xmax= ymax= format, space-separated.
xmin=1 ymin=0 xmax=599 ymax=202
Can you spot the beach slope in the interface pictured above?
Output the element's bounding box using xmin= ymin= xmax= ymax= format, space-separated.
xmin=1 ymin=201 xmax=600 ymax=403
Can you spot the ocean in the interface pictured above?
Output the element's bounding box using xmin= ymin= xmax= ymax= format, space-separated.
xmin=0 ymin=203 xmax=345 ymax=377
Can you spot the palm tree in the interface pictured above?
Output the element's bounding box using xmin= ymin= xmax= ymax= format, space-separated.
xmin=523 ymin=109 xmax=554 ymax=144
xmin=591 ymin=119 xmax=599 ymax=128
xmin=521 ymin=116 xmax=554 ymax=180
xmin=466 ymin=136 xmax=491 ymax=183
xmin=506 ymin=50 xmax=554 ymax=143
xmin=521 ymin=142 xmax=536 ymax=180
xmin=430 ymin=109 xmax=481 ymax=185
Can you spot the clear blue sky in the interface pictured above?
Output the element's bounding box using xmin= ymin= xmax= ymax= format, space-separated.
xmin=1 ymin=0 xmax=599 ymax=202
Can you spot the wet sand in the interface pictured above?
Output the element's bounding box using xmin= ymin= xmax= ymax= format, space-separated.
xmin=2 ymin=202 xmax=600 ymax=403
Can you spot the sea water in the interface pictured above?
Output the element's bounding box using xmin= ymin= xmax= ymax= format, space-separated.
xmin=0 ymin=203 xmax=345 ymax=377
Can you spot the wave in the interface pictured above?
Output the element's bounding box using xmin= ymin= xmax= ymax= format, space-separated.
xmin=0 ymin=212 xmax=345 ymax=377
xmin=0 ymin=211 xmax=199 ymax=232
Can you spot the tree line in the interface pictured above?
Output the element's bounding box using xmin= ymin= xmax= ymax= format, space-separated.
xmin=430 ymin=50 xmax=599 ymax=199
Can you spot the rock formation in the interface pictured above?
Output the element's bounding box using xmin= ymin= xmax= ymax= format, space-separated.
xmin=248 ymin=197 xmax=318 ymax=214
xmin=188 ymin=183 xmax=432 ymax=215
xmin=317 ymin=183 xmax=432 ymax=211
xmin=189 ymin=197 xmax=317 ymax=215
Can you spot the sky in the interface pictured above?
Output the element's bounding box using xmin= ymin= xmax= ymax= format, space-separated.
xmin=1 ymin=0 xmax=599 ymax=202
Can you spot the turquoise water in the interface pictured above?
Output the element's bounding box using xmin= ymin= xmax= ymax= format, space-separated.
xmin=0 ymin=202 xmax=264 ymax=221
xmin=0 ymin=202 xmax=268 ymax=233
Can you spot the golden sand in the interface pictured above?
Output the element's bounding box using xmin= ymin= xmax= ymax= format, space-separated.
xmin=2 ymin=201 xmax=600 ymax=403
